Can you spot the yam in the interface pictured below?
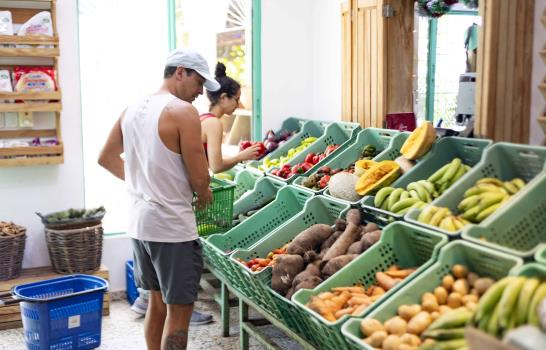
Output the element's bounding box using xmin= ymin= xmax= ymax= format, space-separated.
xmin=363 ymin=222 xmax=380 ymax=233
xmin=286 ymin=224 xmax=333 ymax=256
xmin=321 ymin=222 xmax=361 ymax=262
xmin=361 ymin=230 xmax=382 ymax=251
xmin=345 ymin=208 xmax=362 ymax=225
xmin=321 ymin=254 xmax=358 ymax=279
xmin=319 ymin=230 xmax=343 ymax=257
xmin=271 ymin=254 xmax=304 ymax=295
xmin=292 ymin=260 xmax=321 ymax=287
xmin=334 ymin=219 xmax=347 ymax=232
xmin=347 ymin=240 xmax=363 ymax=255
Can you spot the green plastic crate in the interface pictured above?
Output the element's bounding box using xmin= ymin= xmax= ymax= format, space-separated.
xmin=511 ymin=263 xmax=546 ymax=279
xmin=406 ymin=142 xmax=546 ymax=244
xmin=246 ymin=120 xmax=329 ymax=175
xmin=202 ymin=185 xmax=314 ymax=286
xmin=341 ymin=240 xmax=524 ymax=350
xmin=229 ymin=196 xmax=350 ymax=319
xmin=213 ymin=164 xmax=245 ymax=182
xmin=194 ymin=178 xmax=236 ymax=237
xmin=291 ymin=222 xmax=448 ymax=350
xmin=232 ymin=176 xmax=286 ymax=220
xmin=292 ymin=128 xmax=401 ymax=196
xmin=361 ymin=136 xmax=492 ymax=225
xmin=536 ymin=245 xmax=546 ymax=265
xmin=266 ymin=122 xmax=362 ymax=184
xmin=232 ymin=168 xmax=263 ymax=201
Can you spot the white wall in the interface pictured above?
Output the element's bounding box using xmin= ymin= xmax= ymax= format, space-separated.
xmin=530 ymin=0 xmax=546 ymax=145
xmin=261 ymin=0 xmax=342 ymax=134
xmin=0 ymin=0 xmax=85 ymax=268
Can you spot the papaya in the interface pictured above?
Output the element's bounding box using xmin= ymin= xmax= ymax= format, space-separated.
xmin=354 ymin=159 xmax=377 ymax=176
xmin=355 ymin=160 xmax=400 ymax=196
xmin=400 ymin=121 xmax=436 ymax=160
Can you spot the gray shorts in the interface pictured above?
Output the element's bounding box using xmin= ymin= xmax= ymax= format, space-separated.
xmin=131 ymin=238 xmax=203 ymax=305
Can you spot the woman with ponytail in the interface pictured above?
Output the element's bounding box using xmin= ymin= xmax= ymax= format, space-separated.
xmin=200 ymin=62 xmax=260 ymax=173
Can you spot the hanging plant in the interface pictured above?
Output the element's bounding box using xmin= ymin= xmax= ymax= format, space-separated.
xmin=416 ymin=0 xmax=478 ymax=18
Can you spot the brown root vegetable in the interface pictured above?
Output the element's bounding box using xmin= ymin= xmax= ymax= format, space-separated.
xmin=303 ymin=250 xmax=319 ymax=265
xmin=398 ymin=304 xmax=422 ymax=321
xmin=452 ymin=264 xmax=468 ymax=279
xmin=289 ymin=276 xmax=323 ymax=297
xmin=376 ymin=271 xmax=399 ymax=291
xmin=321 ymin=222 xmax=361 ymax=262
xmin=361 ymin=230 xmax=382 ymax=251
xmin=447 ymin=292 xmax=463 ymax=308
xmin=422 ymin=292 xmax=439 ymax=312
xmin=346 ymin=240 xmax=363 ymax=254
xmin=271 ymin=254 xmax=305 ymax=295
xmin=385 ymin=316 xmax=408 ymax=335
xmin=452 ymin=279 xmax=469 ymax=296
xmin=434 ymin=286 xmax=448 ymax=305
xmin=474 ymin=277 xmax=495 ymax=296
xmin=345 ymin=209 xmax=362 ymax=225
xmin=334 ymin=219 xmax=347 ymax=232
xmin=400 ymin=333 xmax=421 ymax=346
xmin=383 ymin=334 xmax=401 ymax=350
xmin=363 ymin=222 xmax=379 ymax=233
xmin=292 ymin=260 xmax=321 ymax=287
xmin=320 ymin=230 xmax=343 ymax=255
xmin=286 ymin=224 xmax=333 ymax=256
xmin=364 ymin=331 xmax=388 ymax=348
xmin=442 ymin=274 xmax=455 ymax=291
xmin=321 ymin=254 xmax=358 ymax=279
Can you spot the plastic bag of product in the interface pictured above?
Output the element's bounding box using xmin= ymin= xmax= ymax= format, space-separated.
xmin=17 ymin=11 xmax=53 ymax=48
xmin=0 ymin=11 xmax=13 ymax=35
xmin=0 ymin=70 xmax=13 ymax=92
xmin=13 ymin=66 xmax=56 ymax=93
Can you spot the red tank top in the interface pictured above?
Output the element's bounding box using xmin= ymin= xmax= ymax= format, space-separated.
xmin=200 ymin=113 xmax=217 ymax=158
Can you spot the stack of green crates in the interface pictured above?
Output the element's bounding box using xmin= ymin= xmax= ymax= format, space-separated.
xmin=341 ymin=240 xmax=523 ymax=350
xmin=291 ymin=222 xmax=447 ymax=350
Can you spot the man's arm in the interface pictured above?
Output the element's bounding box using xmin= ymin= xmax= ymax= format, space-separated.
xmin=174 ymin=104 xmax=212 ymax=207
xmin=98 ymin=114 xmax=125 ymax=180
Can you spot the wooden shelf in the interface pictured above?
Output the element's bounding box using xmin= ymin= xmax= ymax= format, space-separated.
xmin=0 ymin=34 xmax=58 ymax=45
xmin=540 ymin=83 xmax=546 ymax=100
xmin=0 ymin=91 xmax=60 ymax=100
xmin=0 ymin=47 xmax=58 ymax=57
xmin=0 ymin=101 xmax=61 ymax=112
xmin=0 ymin=154 xmax=62 ymax=167
xmin=0 ymin=128 xmax=56 ymax=139
xmin=0 ymin=143 xmax=61 ymax=157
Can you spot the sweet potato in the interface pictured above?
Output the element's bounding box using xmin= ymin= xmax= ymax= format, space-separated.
xmin=292 ymin=260 xmax=321 ymax=287
xmin=321 ymin=222 xmax=361 ymax=262
xmin=346 ymin=240 xmax=363 ymax=254
xmin=286 ymin=224 xmax=333 ymax=256
xmin=361 ymin=230 xmax=382 ymax=251
xmin=363 ymin=222 xmax=379 ymax=233
xmin=319 ymin=230 xmax=343 ymax=258
xmin=287 ymin=275 xmax=323 ymax=299
xmin=321 ymin=254 xmax=358 ymax=279
xmin=271 ymin=254 xmax=304 ymax=295
xmin=345 ymin=209 xmax=362 ymax=225
xmin=334 ymin=219 xmax=347 ymax=232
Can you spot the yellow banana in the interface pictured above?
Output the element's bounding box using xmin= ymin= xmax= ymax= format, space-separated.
xmin=511 ymin=178 xmax=526 ymax=190
xmin=428 ymin=163 xmax=451 ymax=183
xmin=477 ymin=192 xmax=507 ymax=212
xmin=461 ymin=205 xmax=481 ymax=222
xmin=503 ymin=181 xmax=519 ymax=195
xmin=387 ymin=188 xmax=404 ymax=211
xmin=457 ymin=195 xmax=481 ymax=212
xmin=418 ymin=205 xmax=438 ymax=224
xmin=430 ymin=207 xmax=451 ymax=227
xmin=498 ymin=277 xmax=526 ymax=329
xmin=399 ymin=190 xmax=410 ymax=201
xmin=464 ymin=184 xmax=504 ymax=198
xmin=475 ymin=203 xmax=502 ymax=223
xmin=438 ymin=158 xmax=462 ymax=184
xmin=476 ymin=177 xmax=504 ymax=187
xmin=515 ymin=278 xmax=541 ymax=326
xmin=528 ymin=283 xmax=546 ymax=327
xmin=374 ymin=187 xmax=395 ymax=208
xmin=439 ymin=216 xmax=457 ymax=232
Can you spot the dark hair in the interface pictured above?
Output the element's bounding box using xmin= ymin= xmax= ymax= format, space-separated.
xmin=164 ymin=66 xmax=195 ymax=79
xmin=206 ymin=62 xmax=241 ymax=106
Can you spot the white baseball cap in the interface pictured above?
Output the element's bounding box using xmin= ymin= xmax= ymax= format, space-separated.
xmin=165 ymin=48 xmax=221 ymax=91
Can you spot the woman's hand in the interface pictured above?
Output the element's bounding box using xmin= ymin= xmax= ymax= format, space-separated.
xmin=238 ymin=144 xmax=262 ymax=161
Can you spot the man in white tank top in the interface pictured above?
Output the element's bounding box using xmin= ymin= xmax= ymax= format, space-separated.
xmin=98 ymin=49 xmax=219 ymax=350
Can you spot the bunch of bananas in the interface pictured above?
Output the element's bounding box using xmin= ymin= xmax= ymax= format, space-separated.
xmin=373 ymin=158 xmax=471 ymax=216
xmin=470 ymin=276 xmax=546 ymax=338
xmin=458 ymin=177 xmax=525 ymax=223
xmin=373 ymin=180 xmax=433 ymax=215
xmin=417 ymin=206 xmax=469 ymax=232
xmin=418 ymin=308 xmax=473 ymax=350
xmin=428 ymin=158 xmax=471 ymax=195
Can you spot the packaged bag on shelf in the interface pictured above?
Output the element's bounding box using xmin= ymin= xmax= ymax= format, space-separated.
xmin=0 ymin=70 xmax=13 ymax=92
xmin=0 ymin=10 xmax=14 ymax=35
xmin=17 ymin=11 xmax=53 ymax=48
xmin=13 ymin=66 xmax=56 ymax=93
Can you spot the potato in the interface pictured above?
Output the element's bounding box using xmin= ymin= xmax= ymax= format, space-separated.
xmin=466 ymin=301 xmax=477 ymax=312
xmin=383 ymin=334 xmax=401 ymax=350
xmin=385 ymin=316 xmax=407 ymax=335
xmin=474 ymin=277 xmax=495 ymax=296
xmin=442 ymin=274 xmax=455 ymax=291
xmin=434 ymin=286 xmax=448 ymax=305
xmin=462 ymin=294 xmax=478 ymax=305
xmin=447 ymin=292 xmax=463 ymax=308
xmin=400 ymin=333 xmax=421 ymax=346
xmin=439 ymin=305 xmax=452 ymax=314
xmin=422 ymin=292 xmax=439 ymax=312
xmin=360 ymin=318 xmax=385 ymax=337
xmin=407 ymin=311 xmax=432 ymax=335
xmin=398 ymin=304 xmax=422 ymax=321
xmin=430 ymin=311 xmax=440 ymax=321
xmin=364 ymin=330 xmax=387 ymax=348
xmin=423 ymin=338 xmax=435 ymax=346
xmin=452 ymin=264 xmax=468 ymax=278
xmin=398 ymin=345 xmax=415 ymax=350
xmin=453 ymin=279 xmax=469 ymax=296
xmin=470 ymin=288 xmax=480 ymax=297
xmin=467 ymin=272 xmax=479 ymax=287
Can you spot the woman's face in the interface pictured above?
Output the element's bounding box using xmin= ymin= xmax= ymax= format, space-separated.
xmin=221 ymin=89 xmax=241 ymax=115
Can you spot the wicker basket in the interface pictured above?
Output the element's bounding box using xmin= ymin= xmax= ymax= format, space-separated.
xmin=0 ymin=231 xmax=26 ymax=280
xmin=45 ymin=224 xmax=103 ymax=274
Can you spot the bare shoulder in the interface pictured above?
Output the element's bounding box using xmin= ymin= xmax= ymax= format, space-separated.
xmin=163 ymin=98 xmax=199 ymax=126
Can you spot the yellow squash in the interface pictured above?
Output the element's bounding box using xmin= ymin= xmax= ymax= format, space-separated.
xmin=400 ymin=121 xmax=436 ymax=160
xmin=355 ymin=160 xmax=401 ymax=196
xmin=354 ymin=159 xmax=377 ymax=177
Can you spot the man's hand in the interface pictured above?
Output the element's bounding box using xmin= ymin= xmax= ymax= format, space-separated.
xmin=196 ymin=188 xmax=213 ymax=210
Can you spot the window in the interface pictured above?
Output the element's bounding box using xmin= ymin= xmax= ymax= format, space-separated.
xmin=78 ymin=0 xmax=169 ymax=233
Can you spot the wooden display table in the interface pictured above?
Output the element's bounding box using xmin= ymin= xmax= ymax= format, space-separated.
xmin=0 ymin=264 xmax=109 ymax=330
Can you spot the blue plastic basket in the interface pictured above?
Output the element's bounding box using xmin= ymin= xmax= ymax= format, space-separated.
xmin=14 ymin=274 xmax=108 ymax=350
xmin=125 ymin=261 xmax=138 ymax=305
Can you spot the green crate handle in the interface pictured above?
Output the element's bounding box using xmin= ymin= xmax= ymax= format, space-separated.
xmin=511 ymin=263 xmax=546 ymax=279
xmin=535 ymin=244 xmax=546 ymax=265
xmin=232 ymin=176 xmax=286 ymax=218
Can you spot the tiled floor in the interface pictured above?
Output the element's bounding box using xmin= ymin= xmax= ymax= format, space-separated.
xmin=0 ymin=291 xmax=304 ymax=350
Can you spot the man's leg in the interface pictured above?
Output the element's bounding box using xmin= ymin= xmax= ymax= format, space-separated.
xmin=145 ymin=290 xmax=167 ymax=350
xmin=161 ymin=303 xmax=194 ymax=350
